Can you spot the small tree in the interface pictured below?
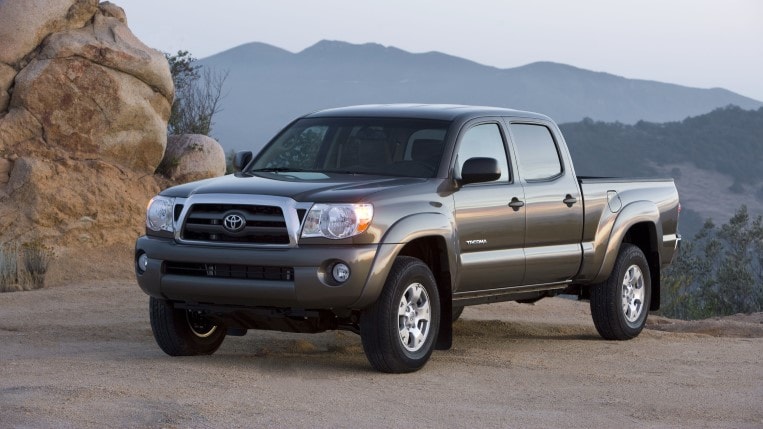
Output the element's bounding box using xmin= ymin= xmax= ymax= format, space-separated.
xmin=165 ymin=50 xmax=228 ymax=136
xmin=661 ymin=205 xmax=763 ymax=319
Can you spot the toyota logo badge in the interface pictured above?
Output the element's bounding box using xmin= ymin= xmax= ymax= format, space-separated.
xmin=223 ymin=213 xmax=246 ymax=233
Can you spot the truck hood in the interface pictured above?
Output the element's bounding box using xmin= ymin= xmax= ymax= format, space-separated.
xmin=159 ymin=172 xmax=427 ymax=203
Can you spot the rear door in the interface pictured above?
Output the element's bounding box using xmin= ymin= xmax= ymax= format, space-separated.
xmin=506 ymin=120 xmax=583 ymax=284
xmin=453 ymin=120 xmax=526 ymax=292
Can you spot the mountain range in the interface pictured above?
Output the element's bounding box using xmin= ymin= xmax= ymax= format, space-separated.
xmin=198 ymin=40 xmax=762 ymax=152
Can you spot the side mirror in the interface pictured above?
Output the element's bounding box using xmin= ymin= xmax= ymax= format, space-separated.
xmin=461 ymin=157 xmax=501 ymax=185
xmin=233 ymin=151 xmax=253 ymax=173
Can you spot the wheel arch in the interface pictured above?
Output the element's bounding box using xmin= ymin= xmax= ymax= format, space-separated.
xmin=592 ymin=201 xmax=663 ymax=311
xmin=397 ymin=236 xmax=454 ymax=350
xmin=621 ymin=222 xmax=662 ymax=311
xmin=353 ymin=212 xmax=456 ymax=349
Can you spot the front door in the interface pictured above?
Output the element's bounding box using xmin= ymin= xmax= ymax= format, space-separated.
xmin=453 ymin=121 xmax=526 ymax=293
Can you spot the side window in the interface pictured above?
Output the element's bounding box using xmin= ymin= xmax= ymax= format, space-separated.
xmin=456 ymin=123 xmax=510 ymax=182
xmin=510 ymin=123 xmax=562 ymax=181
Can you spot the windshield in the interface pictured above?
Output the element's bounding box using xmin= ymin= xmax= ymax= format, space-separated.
xmin=250 ymin=117 xmax=451 ymax=178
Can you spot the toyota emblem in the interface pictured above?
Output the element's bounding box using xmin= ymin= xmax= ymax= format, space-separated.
xmin=222 ymin=213 xmax=246 ymax=233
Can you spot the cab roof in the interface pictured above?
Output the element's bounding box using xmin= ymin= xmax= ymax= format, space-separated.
xmin=305 ymin=104 xmax=552 ymax=122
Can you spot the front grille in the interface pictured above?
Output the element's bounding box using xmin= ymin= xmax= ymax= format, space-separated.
xmin=181 ymin=203 xmax=289 ymax=244
xmin=165 ymin=261 xmax=293 ymax=281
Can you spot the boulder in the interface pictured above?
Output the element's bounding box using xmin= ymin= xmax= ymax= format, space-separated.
xmin=0 ymin=1 xmax=173 ymax=250
xmin=1 ymin=155 xmax=160 ymax=246
xmin=161 ymin=134 xmax=227 ymax=183
xmin=12 ymin=56 xmax=170 ymax=173
xmin=40 ymin=8 xmax=174 ymax=101
xmin=0 ymin=0 xmax=98 ymax=66
xmin=2 ymin=3 xmax=173 ymax=174
xmin=98 ymin=1 xmax=126 ymax=23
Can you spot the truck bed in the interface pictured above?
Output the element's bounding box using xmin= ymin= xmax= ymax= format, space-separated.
xmin=575 ymin=176 xmax=680 ymax=283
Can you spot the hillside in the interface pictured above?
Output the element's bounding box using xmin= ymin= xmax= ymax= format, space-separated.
xmin=560 ymin=106 xmax=763 ymax=235
xmin=198 ymin=40 xmax=762 ymax=152
xmin=194 ymin=40 xmax=762 ymax=234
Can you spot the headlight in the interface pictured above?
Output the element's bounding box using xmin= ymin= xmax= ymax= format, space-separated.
xmin=146 ymin=196 xmax=175 ymax=232
xmin=301 ymin=204 xmax=373 ymax=239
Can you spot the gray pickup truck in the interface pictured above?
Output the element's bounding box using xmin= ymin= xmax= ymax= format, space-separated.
xmin=135 ymin=104 xmax=680 ymax=373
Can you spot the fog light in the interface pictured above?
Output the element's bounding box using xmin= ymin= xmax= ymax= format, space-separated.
xmin=137 ymin=253 xmax=149 ymax=274
xmin=331 ymin=263 xmax=350 ymax=283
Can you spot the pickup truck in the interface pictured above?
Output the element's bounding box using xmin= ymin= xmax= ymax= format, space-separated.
xmin=135 ymin=104 xmax=680 ymax=373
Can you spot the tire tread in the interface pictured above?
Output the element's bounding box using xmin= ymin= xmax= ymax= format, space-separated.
xmin=590 ymin=243 xmax=651 ymax=340
xmin=360 ymin=256 xmax=440 ymax=373
xmin=149 ymin=297 xmax=225 ymax=356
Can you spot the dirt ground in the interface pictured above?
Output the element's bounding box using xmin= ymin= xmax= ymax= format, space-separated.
xmin=1 ymin=261 xmax=762 ymax=428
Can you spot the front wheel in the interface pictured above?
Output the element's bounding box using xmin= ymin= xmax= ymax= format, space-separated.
xmin=590 ymin=243 xmax=651 ymax=340
xmin=360 ymin=256 xmax=441 ymax=373
xmin=149 ymin=297 xmax=226 ymax=356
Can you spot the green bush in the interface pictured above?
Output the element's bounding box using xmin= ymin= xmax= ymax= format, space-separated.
xmin=660 ymin=205 xmax=763 ymax=319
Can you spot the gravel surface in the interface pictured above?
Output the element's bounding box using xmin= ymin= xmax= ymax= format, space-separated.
xmin=1 ymin=280 xmax=762 ymax=428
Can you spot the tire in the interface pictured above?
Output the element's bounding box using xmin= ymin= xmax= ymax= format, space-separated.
xmin=149 ymin=297 xmax=226 ymax=356
xmin=452 ymin=306 xmax=465 ymax=322
xmin=590 ymin=243 xmax=651 ymax=340
xmin=360 ymin=256 xmax=441 ymax=373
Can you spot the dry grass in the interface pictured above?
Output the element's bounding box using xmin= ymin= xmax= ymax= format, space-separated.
xmin=22 ymin=240 xmax=53 ymax=290
xmin=0 ymin=244 xmax=21 ymax=292
xmin=0 ymin=241 xmax=53 ymax=292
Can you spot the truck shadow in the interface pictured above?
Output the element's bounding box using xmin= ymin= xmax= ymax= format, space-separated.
xmin=453 ymin=319 xmax=602 ymax=342
xmin=179 ymin=318 xmax=604 ymax=373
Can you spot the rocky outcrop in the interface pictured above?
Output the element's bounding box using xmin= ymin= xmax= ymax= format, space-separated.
xmin=161 ymin=134 xmax=227 ymax=183
xmin=0 ymin=0 xmax=98 ymax=66
xmin=2 ymin=156 xmax=160 ymax=245
xmin=1 ymin=1 xmax=172 ymax=174
xmin=0 ymin=1 xmax=173 ymax=248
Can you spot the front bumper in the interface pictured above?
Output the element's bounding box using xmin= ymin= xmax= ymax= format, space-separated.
xmin=135 ymin=236 xmax=385 ymax=309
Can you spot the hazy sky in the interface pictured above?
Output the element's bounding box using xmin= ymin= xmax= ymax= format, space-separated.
xmin=118 ymin=0 xmax=763 ymax=101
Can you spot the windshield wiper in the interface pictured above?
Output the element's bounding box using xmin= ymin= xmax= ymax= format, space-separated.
xmin=324 ymin=169 xmax=388 ymax=176
xmin=323 ymin=169 xmax=362 ymax=175
xmin=249 ymin=167 xmax=308 ymax=173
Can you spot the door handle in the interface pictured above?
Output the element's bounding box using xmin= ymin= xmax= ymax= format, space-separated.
xmin=563 ymin=194 xmax=578 ymax=207
xmin=508 ymin=197 xmax=525 ymax=211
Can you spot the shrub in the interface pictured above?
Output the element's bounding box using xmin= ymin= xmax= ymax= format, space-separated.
xmin=0 ymin=240 xmax=54 ymax=292
xmin=22 ymin=240 xmax=53 ymax=290
xmin=0 ymin=244 xmax=21 ymax=292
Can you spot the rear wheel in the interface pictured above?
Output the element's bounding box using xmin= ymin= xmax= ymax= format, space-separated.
xmin=149 ymin=297 xmax=226 ymax=356
xmin=360 ymin=256 xmax=441 ymax=373
xmin=590 ymin=243 xmax=651 ymax=340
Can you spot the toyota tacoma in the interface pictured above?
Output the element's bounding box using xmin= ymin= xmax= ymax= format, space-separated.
xmin=135 ymin=104 xmax=680 ymax=373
